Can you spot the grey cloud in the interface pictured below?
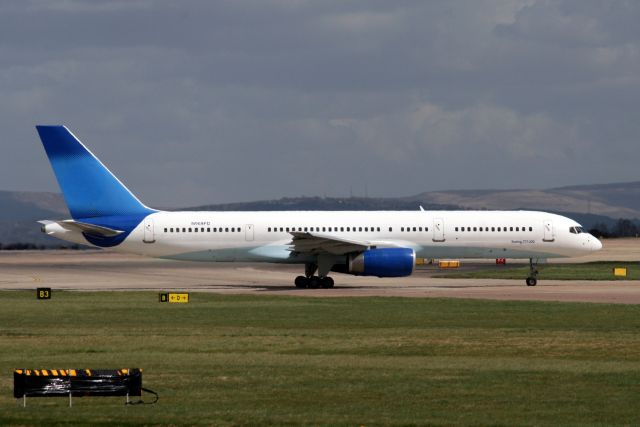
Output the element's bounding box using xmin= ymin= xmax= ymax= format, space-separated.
xmin=0 ymin=0 xmax=639 ymax=207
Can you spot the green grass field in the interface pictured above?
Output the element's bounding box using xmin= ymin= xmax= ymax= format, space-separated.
xmin=1 ymin=291 xmax=640 ymax=426
xmin=434 ymin=261 xmax=640 ymax=280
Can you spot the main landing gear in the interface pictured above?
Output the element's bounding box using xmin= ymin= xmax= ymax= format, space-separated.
xmin=526 ymin=258 xmax=539 ymax=286
xmin=294 ymin=262 xmax=335 ymax=289
xmin=295 ymin=275 xmax=334 ymax=289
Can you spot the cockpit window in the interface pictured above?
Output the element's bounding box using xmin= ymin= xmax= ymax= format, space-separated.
xmin=570 ymin=226 xmax=585 ymax=234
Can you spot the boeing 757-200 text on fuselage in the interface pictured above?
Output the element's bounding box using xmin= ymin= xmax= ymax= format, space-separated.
xmin=36 ymin=126 xmax=602 ymax=288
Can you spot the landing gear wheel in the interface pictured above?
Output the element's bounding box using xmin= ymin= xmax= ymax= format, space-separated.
xmin=526 ymin=277 xmax=537 ymax=287
xmin=308 ymin=277 xmax=320 ymax=289
xmin=320 ymin=277 xmax=334 ymax=289
xmin=295 ymin=276 xmax=308 ymax=288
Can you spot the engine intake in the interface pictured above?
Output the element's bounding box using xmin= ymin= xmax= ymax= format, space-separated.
xmin=348 ymin=248 xmax=415 ymax=277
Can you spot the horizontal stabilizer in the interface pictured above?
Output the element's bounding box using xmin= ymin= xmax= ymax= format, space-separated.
xmin=39 ymin=219 xmax=124 ymax=238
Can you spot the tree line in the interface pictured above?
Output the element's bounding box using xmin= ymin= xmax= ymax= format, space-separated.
xmin=589 ymin=219 xmax=640 ymax=238
xmin=0 ymin=243 xmax=82 ymax=250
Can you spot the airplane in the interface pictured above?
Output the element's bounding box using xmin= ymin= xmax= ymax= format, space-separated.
xmin=36 ymin=125 xmax=602 ymax=288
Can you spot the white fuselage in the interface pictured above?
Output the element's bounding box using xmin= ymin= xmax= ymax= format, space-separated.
xmin=81 ymin=210 xmax=601 ymax=263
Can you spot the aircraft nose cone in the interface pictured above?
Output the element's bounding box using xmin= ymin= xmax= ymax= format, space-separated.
xmin=590 ymin=237 xmax=603 ymax=251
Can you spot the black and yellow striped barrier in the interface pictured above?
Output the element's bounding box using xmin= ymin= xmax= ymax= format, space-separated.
xmin=14 ymin=368 xmax=151 ymax=406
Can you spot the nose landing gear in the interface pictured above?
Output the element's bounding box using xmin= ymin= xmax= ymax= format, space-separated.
xmin=526 ymin=258 xmax=539 ymax=286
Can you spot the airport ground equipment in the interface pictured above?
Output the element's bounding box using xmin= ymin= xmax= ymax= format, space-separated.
xmin=613 ymin=267 xmax=628 ymax=277
xmin=14 ymin=368 xmax=157 ymax=407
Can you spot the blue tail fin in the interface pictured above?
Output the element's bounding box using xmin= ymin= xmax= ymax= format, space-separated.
xmin=36 ymin=126 xmax=154 ymax=219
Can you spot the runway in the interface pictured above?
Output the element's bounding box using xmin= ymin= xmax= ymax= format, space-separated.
xmin=1 ymin=238 xmax=639 ymax=303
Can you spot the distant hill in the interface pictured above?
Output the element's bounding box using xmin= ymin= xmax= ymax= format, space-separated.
xmin=186 ymin=196 xmax=457 ymax=212
xmin=2 ymin=181 xmax=640 ymax=245
xmin=0 ymin=191 xmax=69 ymax=247
xmin=405 ymin=181 xmax=640 ymax=219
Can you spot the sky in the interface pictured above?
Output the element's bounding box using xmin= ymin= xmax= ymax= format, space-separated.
xmin=1 ymin=0 xmax=640 ymax=207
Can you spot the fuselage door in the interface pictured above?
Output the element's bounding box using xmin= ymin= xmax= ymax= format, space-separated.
xmin=143 ymin=216 xmax=155 ymax=243
xmin=245 ymin=224 xmax=254 ymax=242
xmin=433 ymin=218 xmax=445 ymax=242
xmin=543 ymin=220 xmax=554 ymax=242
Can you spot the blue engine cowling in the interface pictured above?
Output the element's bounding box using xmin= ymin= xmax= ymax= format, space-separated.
xmin=347 ymin=248 xmax=415 ymax=277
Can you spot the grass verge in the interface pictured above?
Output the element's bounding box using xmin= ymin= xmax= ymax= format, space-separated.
xmin=1 ymin=291 xmax=639 ymax=426
xmin=434 ymin=261 xmax=640 ymax=280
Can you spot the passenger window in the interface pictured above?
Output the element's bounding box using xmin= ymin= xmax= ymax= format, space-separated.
xmin=207 ymin=228 xmax=210 ymax=232
xmin=491 ymin=227 xmax=495 ymax=232
xmin=473 ymin=227 xmax=477 ymax=232
xmin=170 ymin=228 xmax=174 ymax=232
xmin=515 ymin=227 xmax=519 ymax=231
xmin=529 ymin=227 xmax=533 ymax=232
xmin=225 ymin=228 xmax=229 ymax=232
xmin=510 ymin=227 xmax=513 ymax=232
xmin=388 ymin=227 xmax=393 ymax=232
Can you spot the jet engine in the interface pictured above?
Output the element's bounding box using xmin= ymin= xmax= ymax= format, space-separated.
xmin=342 ymin=247 xmax=415 ymax=277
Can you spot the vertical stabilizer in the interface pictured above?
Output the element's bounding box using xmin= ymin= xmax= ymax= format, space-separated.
xmin=36 ymin=126 xmax=154 ymax=219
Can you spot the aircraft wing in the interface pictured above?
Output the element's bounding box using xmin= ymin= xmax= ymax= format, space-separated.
xmin=288 ymin=232 xmax=370 ymax=255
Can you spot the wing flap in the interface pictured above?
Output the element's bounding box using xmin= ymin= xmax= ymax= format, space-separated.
xmin=288 ymin=232 xmax=370 ymax=255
